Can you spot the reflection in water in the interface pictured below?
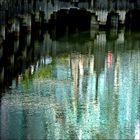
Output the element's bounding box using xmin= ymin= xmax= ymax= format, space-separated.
xmin=0 ymin=30 xmax=140 ymax=140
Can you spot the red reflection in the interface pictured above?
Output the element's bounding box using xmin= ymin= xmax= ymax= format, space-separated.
xmin=107 ymin=51 xmax=112 ymax=67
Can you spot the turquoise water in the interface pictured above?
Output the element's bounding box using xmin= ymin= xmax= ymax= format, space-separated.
xmin=0 ymin=30 xmax=140 ymax=140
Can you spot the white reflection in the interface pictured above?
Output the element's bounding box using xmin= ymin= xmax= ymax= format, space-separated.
xmin=117 ymin=32 xmax=124 ymax=44
xmin=117 ymin=10 xmax=126 ymax=24
xmin=114 ymin=55 xmax=120 ymax=94
xmin=89 ymin=56 xmax=94 ymax=75
xmin=135 ymin=122 xmax=140 ymax=140
xmin=79 ymin=55 xmax=84 ymax=76
xmin=30 ymin=65 xmax=34 ymax=75
xmin=95 ymin=33 xmax=106 ymax=46
xmin=78 ymin=129 xmax=83 ymax=140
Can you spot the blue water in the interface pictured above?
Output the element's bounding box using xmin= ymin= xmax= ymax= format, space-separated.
xmin=0 ymin=31 xmax=140 ymax=140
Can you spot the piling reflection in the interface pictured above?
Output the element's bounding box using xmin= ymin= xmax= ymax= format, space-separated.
xmin=0 ymin=29 xmax=140 ymax=139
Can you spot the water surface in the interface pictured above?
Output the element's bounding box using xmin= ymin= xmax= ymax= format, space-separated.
xmin=0 ymin=30 xmax=140 ymax=140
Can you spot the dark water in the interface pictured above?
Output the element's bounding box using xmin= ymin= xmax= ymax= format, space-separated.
xmin=0 ymin=30 xmax=140 ymax=140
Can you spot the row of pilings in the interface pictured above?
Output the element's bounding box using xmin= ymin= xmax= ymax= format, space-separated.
xmin=0 ymin=11 xmax=47 ymax=93
xmin=0 ymin=0 xmax=140 ymax=34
